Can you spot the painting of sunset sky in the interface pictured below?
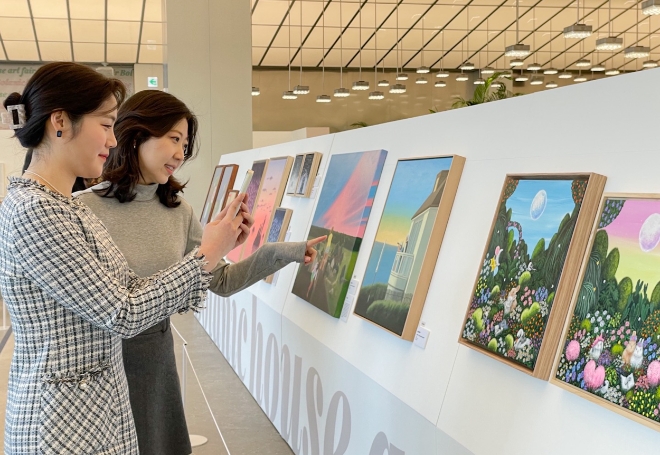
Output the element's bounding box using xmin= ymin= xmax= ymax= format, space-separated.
xmin=292 ymin=150 xmax=387 ymax=317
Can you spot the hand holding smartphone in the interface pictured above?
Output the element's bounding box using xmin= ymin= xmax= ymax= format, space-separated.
xmin=233 ymin=169 xmax=254 ymax=217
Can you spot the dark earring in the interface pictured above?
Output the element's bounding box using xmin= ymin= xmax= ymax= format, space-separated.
xmin=56 ymin=131 xmax=62 ymax=137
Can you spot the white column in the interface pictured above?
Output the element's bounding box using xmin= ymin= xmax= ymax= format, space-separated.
xmin=164 ymin=0 xmax=253 ymax=215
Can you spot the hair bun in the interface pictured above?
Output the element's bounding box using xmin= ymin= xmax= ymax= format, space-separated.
xmin=3 ymin=92 xmax=22 ymax=110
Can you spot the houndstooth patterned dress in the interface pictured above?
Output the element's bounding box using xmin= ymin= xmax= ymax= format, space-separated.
xmin=0 ymin=178 xmax=211 ymax=454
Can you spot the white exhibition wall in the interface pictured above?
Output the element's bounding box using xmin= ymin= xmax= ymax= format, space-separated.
xmin=197 ymin=68 xmax=660 ymax=455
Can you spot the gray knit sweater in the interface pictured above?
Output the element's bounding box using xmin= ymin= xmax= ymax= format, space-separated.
xmin=76 ymin=182 xmax=306 ymax=290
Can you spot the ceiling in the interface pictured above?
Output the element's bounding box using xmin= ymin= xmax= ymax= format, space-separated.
xmin=0 ymin=0 xmax=164 ymax=64
xmin=0 ymin=0 xmax=656 ymax=73
xmin=252 ymin=0 xmax=660 ymax=73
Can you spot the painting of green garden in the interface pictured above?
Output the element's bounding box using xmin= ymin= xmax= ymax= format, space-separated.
xmin=556 ymin=197 xmax=660 ymax=424
xmin=461 ymin=176 xmax=589 ymax=370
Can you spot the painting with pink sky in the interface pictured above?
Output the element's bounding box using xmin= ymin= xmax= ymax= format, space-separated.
xmin=292 ymin=150 xmax=387 ymax=317
xmin=240 ymin=156 xmax=293 ymax=260
xmin=556 ymin=196 xmax=660 ymax=428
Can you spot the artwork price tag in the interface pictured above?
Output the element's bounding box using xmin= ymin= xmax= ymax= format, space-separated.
xmin=340 ymin=278 xmax=360 ymax=322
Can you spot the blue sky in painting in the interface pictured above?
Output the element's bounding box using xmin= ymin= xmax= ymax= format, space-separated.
xmin=506 ymin=179 xmax=575 ymax=249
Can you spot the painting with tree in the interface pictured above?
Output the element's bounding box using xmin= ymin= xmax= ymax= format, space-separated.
xmin=460 ymin=174 xmax=606 ymax=379
xmin=554 ymin=195 xmax=660 ymax=430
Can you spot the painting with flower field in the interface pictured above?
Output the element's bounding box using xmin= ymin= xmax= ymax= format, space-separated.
xmin=459 ymin=174 xmax=606 ymax=379
xmin=554 ymin=195 xmax=660 ymax=429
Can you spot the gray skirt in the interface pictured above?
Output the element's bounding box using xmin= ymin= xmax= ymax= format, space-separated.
xmin=122 ymin=317 xmax=192 ymax=455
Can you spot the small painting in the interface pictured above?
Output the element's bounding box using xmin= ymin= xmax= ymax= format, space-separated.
xmin=264 ymin=208 xmax=293 ymax=284
xmin=200 ymin=166 xmax=224 ymax=225
xmin=355 ymin=155 xmax=465 ymax=340
xmin=459 ymin=174 xmax=606 ymax=379
xmin=209 ymin=165 xmax=238 ymax=222
xmin=291 ymin=150 xmax=387 ymax=318
xmin=287 ymin=155 xmax=304 ymax=195
xmin=295 ymin=152 xmax=322 ymax=197
xmin=554 ymin=195 xmax=660 ymax=430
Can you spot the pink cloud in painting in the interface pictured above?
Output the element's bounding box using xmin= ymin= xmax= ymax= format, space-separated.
xmin=316 ymin=152 xmax=382 ymax=238
xmin=604 ymin=199 xmax=660 ymax=244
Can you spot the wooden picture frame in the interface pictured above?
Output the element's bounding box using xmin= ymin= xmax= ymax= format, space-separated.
xmin=264 ymin=207 xmax=293 ymax=284
xmin=458 ymin=173 xmax=606 ymax=380
xmin=354 ymin=155 xmax=465 ymax=340
xmin=200 ymin=165 xmax=225 ymax=225
xmin=209 ymin=164 xmax=238 ymax=222
xmin=551 ymin=193 xmax=660 ymax=431
xmin=286 ymin=152 xmax=323 ymax=198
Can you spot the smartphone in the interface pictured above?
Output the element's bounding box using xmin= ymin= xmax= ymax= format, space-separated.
xmin=233 ymin=169 xmax=254 ymax=217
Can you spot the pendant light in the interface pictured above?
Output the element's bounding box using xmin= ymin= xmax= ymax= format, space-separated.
xmin=591 ymin=10 xmax=606 ymax=72
xmin=283 ymin=3 xmax=297 ymax=100
xmin=564 ymin=0 xmax=592 ymax=38
xmin=377 ymin=9 xmax=390 ymax=89
xmin=252 ymin=87 xmax=260 ymax=96
xmin=530 ymin=76 xmax=543 ymax=85
xmin=558 ymin=50 xmax=572 ymax=79
xmin=334 ymin=0 xmax=350 ymax=97
xmin=527 ymin=12 xmax=541 ymax=71
xmin=417 ymin=16 xmax=430 ymax=73
xmin=514 ymin=71 xmax=529 ymax=82
xmin=317 ymin=1 xmax=331 ymax=103
xmin=456 ymin=39 xmax=468 ymax=81
xmin=391 ymin=3 xmax=406 ymax=93
xmin=293 ymin=0 xmax=309 ymax=95
xmin=642 ymin=15 xmax=657 ymax=67
xmin=574 ymin=71 xmax=587 ymax=82
xmin=435 ymin=80 xmax=447 ymax=88
xmin=625 ymin=5 xmax=650 ymax=58
xmin=461 ymin=5 xmax=475 ymax=69
xmin=482 ymin=18 xmax=495 ymax=75
xmin=436 ymin=30 xmax=449 ymax=78
xmin=369 ymin=0 xmax=384 ymax=100
xmin=596 ymin=0 xmax=623 ymax=50
xmin=546 ymin=81 xmax=558 ymax=88
xmin=510 ymin=59 xmax=524 ymax=67
xmin=506 ymin=0 xmax=531 ymax=57
xmin=642 ymin=0 xmax=660 ymax=15
xmin=353 ymin=4 xmax=369 ymax=90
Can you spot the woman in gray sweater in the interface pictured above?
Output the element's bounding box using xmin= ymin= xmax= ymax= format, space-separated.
xmin=76 ymin=90 xmax=322 ymax=455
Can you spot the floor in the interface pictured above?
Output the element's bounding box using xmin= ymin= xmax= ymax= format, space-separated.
xmin=0 ymin=312 xmax=294 ymax=455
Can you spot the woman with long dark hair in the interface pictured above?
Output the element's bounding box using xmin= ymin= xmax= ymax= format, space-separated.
xmin=0 ymin=62 xmax=255 ymax=454
xmin=76 ymin=89 xmax=324 ymax=455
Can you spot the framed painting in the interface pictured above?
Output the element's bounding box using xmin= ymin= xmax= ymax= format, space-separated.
xmin=226 ymin=159 xmax=269 ymax=263
xmin=264 ymin=207 xmax=293 ymax=284
xmin=239 ymin=156 xmax=294 ymax=260
xmin=208 ymin=164 xmax=238 ymax=223
xmin=354 ymin=155 xmax=465 ymax=340
xmin=291 ymin=150 xmax=388 ymax=318
xmin=286 ymin=154 xmax=304 ymax=195
xmin=553 ymin=194 xmax=660 ymax=431
xmin=459 ymin=173 xmax=606 ymax=379
xmin=295 ymin=152 xmax=323 ymax=197
xmin=200 ymin=165 xmax=225 ymax=225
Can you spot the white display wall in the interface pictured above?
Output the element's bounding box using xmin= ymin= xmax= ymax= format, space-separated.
xmin=198 ymin=68 xmax=660 ymax=454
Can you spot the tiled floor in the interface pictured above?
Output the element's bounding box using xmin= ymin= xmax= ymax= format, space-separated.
xmin=0 ymin=313 xmax=293 ymax=455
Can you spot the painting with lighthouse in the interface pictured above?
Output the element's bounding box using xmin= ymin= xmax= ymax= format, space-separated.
xmin=354 ymin=155 xmax=465 ymax=340
xmin=459 ymin=173 xmax=606 ymax=378
xmin=554 ymin=195 xmax=660 ymax=430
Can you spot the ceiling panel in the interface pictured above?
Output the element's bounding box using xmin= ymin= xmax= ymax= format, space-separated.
xmin=141 ymin=21 xmax=163 ymax=44
xmin=138 ymin=43 xmax=163 ymax=63
xmin=107 ymin=43 xmax=138 ymax=62
xmin=34 ymin=18 xmax=70 ymax=42
xmin=253 ymin=1 xmax=292 ymax=26
xmin=30 ymin=0 xmax=68 ymax=19
xmin=73 ymin=42 xmax=104 ymax=61
xmin=0 ymin=17 xmax=35 ymax=40
xmin=143 ymin=0 xmax=163 ymax=22
xmin=71 ymin=20 xmax=105 ymax=43
xmin=107 ymin=0 xmax=144 ymax=21
xmin=69 ymin=0 xmax=105 ymax=20
xmin=0 ymin=0 xmax=30 ymax=18
xmin=39 ymin=41 xmax=72 ymax=61
xmin=4 ymin=40 xmax=39 ymax=60
xmin=107 ymin=21 xmax=141 ymax=44
xmin=253 ymin=25 xmax=279 ymax=47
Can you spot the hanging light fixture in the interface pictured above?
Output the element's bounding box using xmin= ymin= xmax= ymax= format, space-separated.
xmin=575 ymin=58 xmax=591 ymax=67
xmin=391 ymin=4 xmax=406 ymax=93
xmin=643 ymin=59 xmax=659 ymax=67
xmin=546 ymin=81 xmax=558 ymax=88
xmin=605 ymin=68 xmax=620 ymax=75
xmin=642 ymin=0 xmax=660 ymax=15
xmin=481 ymin=67 xmax=495 ymax=75
xmin=564 ymin=0 xmax=592 ymax=39
xmin=558 ymin=71 xmax=573 ymax=79
xmin=334 ymin=0 xmax=349 ymax=97
xmin=416 ymin=77 xmax=429 ymax=84
xmin=460 ymin=62 xmax=475 ymax=71
xmin=353 ymin=4 xmax=369 ymax=90
xmin=505 ymin=0 xmax=530 ymax=57
xmin=293 ymin=0 xmax=309 ymax=95
xmin=436 ymin=30 xmax=448 ymax=77
xmin=283 ymin=3 xmax=297 ymax=100
xmin=625 ymin=5 xmax=650 ymax=58
xmin=526 ymin=16 xmax=542 ymax=72
xmin=460 ymin=6 xmax=476 ymax=70
xmin=528 ymin=62 xmax=542 ymax=71
xmin=530 ymin=76 xmax=543 ymax=85
xmin=482 ymin=18 xmax=495 ymax=75
xmin=435 ymin=80 xmax=447 ymax=87
xmin=474 ymin=78 xmax=485 ymax=85
xmin=369 ymin=0 xmax=385 ymax=101
xmin=491 ymin=81 xmax=503 ymax=89
xmin=378 ymin=79 xmax=390 ymax=86
xmin=317 ymin=0 xmax=331 ymax=103
xmin=514 ymin=71 xmax=529 ymax=82
xmin=417 ymin=15 xmax=430 ymax=73
xmin=574 ymin=72 xmax=587 ymax=82
xmin=591 ymin=63 xmax=606 ymax=71
xmin=510 ymin=59 xmax=524 ymax=67
xmin=456 ymin=73 xmax=469 ymax=82
xmin=595 ymin=0 xmax=622 ymax=50
xmin=252 ymin=87 xmax=260 ymax=96
xmin=544 ymin=67 xmax=558 ymax=74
